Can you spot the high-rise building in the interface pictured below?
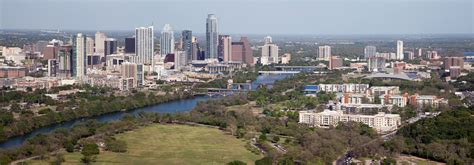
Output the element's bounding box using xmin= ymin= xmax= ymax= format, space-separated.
xmin=444 ymin=57 xmax=464 ymax=69
xmin=231 ymin=37 xmax=254 ymax=65
xmin=121 ymin=61 xmax=138 ymax=88
xmin=174 ymin=51 xmax=186 ymax=70
xmin=160 ymin=24 xmax=174 ymax=57
xmin=95 ymin=32 xmax=107 ymax=56
xmin=181 ymin=30 xmax=193 ymax=63
xmin=191 ymin=36 xmax=199 ymax=61
xmin=58 ymin=45 xmax=73 ymax=77
xmin=206 ymin=14 xmax=218 ymax=59
xmin=264 ymin=36 xmax=272 ymax=44
xmin=218 ymin=35 xmax=232 ymax=62
xmin=261 ymin=43 xmax=279 ymax=65
xmin=75 ymin=33 xmax=87 ymax=79
xmin=86 ymin=37 xmax=94 ymax=55
xmin=104 ymin=38 xmax=117 ymax=56
xmin=318 ymin=45 xmax=331 ymax=61
xmin=43 ymin=45 xmax=57 ymax=60
xmin=47 ymin=59 xmax=58 ymax=77
xmin=135 ymin=26 xmax=154 ymax=65
xmin=364 ymin=46 xmax=377 ymax=59
xmin=426 ymin=51 xmax=440 ymax=60
xmin=368 ymin=57 xmax=386 ymax=72
xmin=329 ymin=56 xmax=343 ymax=70
xmin=417 ymin=48 xmax=423 ymax=57
xmin=125 ymin=37 xmax=135 ymax=54
xmin=396 ymin=40 xmax=404 ymax=60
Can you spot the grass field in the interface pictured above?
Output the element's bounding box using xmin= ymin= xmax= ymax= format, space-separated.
xmin=27 ymin=124 xmax=262 ymax=165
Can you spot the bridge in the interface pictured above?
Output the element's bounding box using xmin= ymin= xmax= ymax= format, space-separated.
xmin=274 ymin=65 xmax=324 ymax=72
xmin=258 ymin=71 xmax=301 ymax=75
xmin=195 ymin=88 xmax=250 ymax=96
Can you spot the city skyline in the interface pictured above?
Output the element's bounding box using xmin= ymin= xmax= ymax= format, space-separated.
xmin=1 ymin=0 xmax=472 ymax=35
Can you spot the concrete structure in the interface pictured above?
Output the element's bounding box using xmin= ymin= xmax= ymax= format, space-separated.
xmin=160 ymin=24 xmax=174 ymax=57
xmin=281 ymin=53 xmax=291 ymax=64
xmin=86 ymin=37 xmax=94 ymax=55
xmin=426 ymin=51 xmax=440 ymax=60
xmin=367 ymin=86 xmax=400 ymax=96
xmin=0 ymin=66 xmax=26 ymax=78
xmin=43 ymin=45 xmax=57 ymax=60
xmin=95 ymin=32 xmax=107 ymax=56
xmin=261 ymin=43 xmax=279 ymax=65
xmin=264 ymin=36 xmax=272 ymax=44
xmin=364 ymin=46 xmax=377 ymax=59
xmin=318 ymin=45 xmax=331 ymax=61
xmin=47 ymin=59 xmax=58 ymax=77
xmin=231 ymin=37 xmax=254 ymax=66
xmin=319 ymin=84 xmax=369 ymax=93
xmin=75 ymin=33 xmax=87 ymax=79
xmin=396 ymin=40 xmax=404 ymax=60
xmin=341 ymin=93 xmax=365 ymax=105
xmin=135 ymin=26 xmax=154 ymax=65
xmin=218 ymin=35 xmax=232 ymax=62
xmin=380 ymin=94 xmax=408 ymax=107
xmin=174 ymin=51 xmax=187 ymax=70
xmin=329 ymin=56 xmax=343 ymax=70
xmin=367 ymin=57 xmax=385 ymax=72
xmin=444 ymin=57 xmax=464 ymax=69
xmin=206 ymin=14 xmax=218 ymax=59
xmin=299 ymin=110 xmax=401 ymax=133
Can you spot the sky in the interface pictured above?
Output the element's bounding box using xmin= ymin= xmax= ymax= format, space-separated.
xmin=1 ymin=0 xmax=473 ymax=35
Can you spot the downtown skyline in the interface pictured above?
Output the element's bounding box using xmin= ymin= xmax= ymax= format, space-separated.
xmin=1 ymin=0 xmax=473 ymax=35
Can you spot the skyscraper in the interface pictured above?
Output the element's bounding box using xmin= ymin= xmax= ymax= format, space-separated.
xmin=364 ymin=45 xmax=377 ymax=59
xmin=174 ymin=51 xmax=186 ymax=70
xmin=218 ymin=35 xmax=232 ymax=62
xmin=181 ymin=30 xmax=192 ymax=63
xmin=206 ymin=14 xmax=218 ymax=59
xmin=191 ymin=36 xmax=199 ymax=61
xmin=396 ymin=40 xmax=404 ymax=60
xmin=86 ymin=37 xmax=94 ymax=55
xmin=104 ymin=38 xmax=117 ymax=56
xmin=95 ymin=32 xmax=107 ymax=56
xmin=261 ymin=43 xmax=279 ymax=65
xmin=125 ymin=37 xmax=135 ymax=54
xmin=231 ymin=37 xmax=253 ymax=65
xmin=318 ymin=45 xmax=331 ymax=61
xmin=135 ymin=26 xmax=154 ymax=65
xmin=75 ymin=33 xmax=87 ymax=79
xmin=160 ymin=24 xmax=174 ymax=57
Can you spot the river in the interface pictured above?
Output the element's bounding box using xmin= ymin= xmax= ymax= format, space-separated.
xmin=0 ymin=73 xmax=292 ymax=149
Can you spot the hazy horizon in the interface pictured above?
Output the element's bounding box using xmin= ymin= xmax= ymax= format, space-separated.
xmin=1 ymin=0 xmax=473 ymax=35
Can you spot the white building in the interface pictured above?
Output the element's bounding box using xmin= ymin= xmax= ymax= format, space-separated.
xmin=261 ymin=43 xmax=279 ymax=65
xmin=364 ymin=46 xmax=377 ymax=59
xmin=75 ymin=33 xmax=87 ymax=79
xmin=281 ymin=53 xmax=291 ymax=64
xmin=264 ymin=36 xmax=272 ymax=44
xmin=219 ymin=35 xmax=232 ymax=62
xmin=318 ymin=45 xmax=331 ymax=61
xmin=95 ymin=32 xmax=107 ymax=56
xmin=86 ymin=37 xmax=94 ymax=55
xmin=396 ymin=40 xmax=404 ymax=60
xmin=174 ymin=51 xmax=186 ymax=70
xmin=367 ymin=86 xmax=400 ymax=96
xmin=160 ymin=24 xmax=174 ymax=57
xmin=135 ymin=26 xmax=154 ymax=65
xmin=299 ymin=110 xmax=401 ymax=133
xmin=319 ymin=84 xmax=369 ymax=93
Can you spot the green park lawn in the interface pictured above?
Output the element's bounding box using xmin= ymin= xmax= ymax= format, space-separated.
xmin=28 ymin=124 xmax=261 ymax=165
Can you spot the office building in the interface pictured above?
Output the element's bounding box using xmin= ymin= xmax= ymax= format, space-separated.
xmin=125 ymin=37 xmax=135 ymax=53
xmin=95 ymin=32 xmax=107 ymax=56
xmin=261 ymin=43 xmax=279 ymax=65
xmin=426 ymin=51 xmax=440 ymax=60
xmin=47 ymin=59 xmax=58 ymax=77
xmin=218 ymin=35 xmax=232 ymax=62
xmin=230 ymin=37 xmax=254 ymax=66
xmin=329 ymin=56 xmax=342 ymax=70
xmin=206 ymin=14 xmax=218 ymax=59
xmin=281 ymin=53 xmax=291 ymax=64
xmin=75 ymin=33 xmax=87 ymax=79
xmin=174 ymin=51 xmax=186 ymax=70
xmin=135 ymin=26 xmax=154 ymax=65
xmin=191 ymin=36 xmax=199 ymax=60
xmin=364 ymin=46 xmax=376 ymax=59
xmin=86 ymin=37 xmax=94 ymax=55
xmin=396 ymin=40 xmax=404 ymax=60
xmin=104 ymin=38 xmax=117 ymax=56
xmin=182 ymin=30 xmax=193 ymax=63
xmin=318 ymin=45 xmax=331 ymax=61
xmin=160 ymin=24 xmax=174 ymax=57
xmin=43 ymin=45 xmax=57 ymax=60
xmin=368 ymin=57 xmax=385 ymax=72
xmin=58 ymin=45 xmax=73 ymax=77
xmin=444 ymin=57 xmax=464 ymax=69
xmin=319 ymin=83 xmax=369 ymax=93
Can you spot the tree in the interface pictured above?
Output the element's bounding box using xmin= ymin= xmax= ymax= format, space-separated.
xmin=255 ymin=157 xmax=273 ymax=165
xmin=81 ymin=143 xmax=99 ymax=163
xmin=272 ymin=136 xmax=280 ymax=143
xmin=259 ymin=133 xmax=267 ymax=142
xmin=227 ymin=160 xmax=247 ymax=165
xmin=10 ymin=102 xmax=21 ymax=113
xmin=51 ymin=153 xmax=65 ymax=165
xmin=64 ymin=141 xmax=74 ymax=153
